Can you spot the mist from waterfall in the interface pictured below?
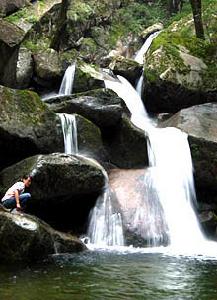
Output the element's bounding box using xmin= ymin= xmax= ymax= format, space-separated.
xmin=104 ymin=74 xmax=213 ymax=254
xmin=59 ymin=63 xmax=76 ymax=95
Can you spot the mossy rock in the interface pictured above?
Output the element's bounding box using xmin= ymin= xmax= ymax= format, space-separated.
xmin=0 ymin=85 xmax=63 ymax=169
xmin=73 ymin=61 xmax=104 ymax=93
xmin=0 ymin=211 xmax=86 ymax=264
xmin=109 ymin=56 xmax=142 ymax=85
xmin=45 ymin=88 xmax=123 ymax=128
xmin=143 ymin=5 xmax=217 ymax=113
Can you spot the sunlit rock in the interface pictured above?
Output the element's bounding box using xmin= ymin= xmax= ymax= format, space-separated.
xmin=0 ymin=153 xmax=106 ymax=231
xmin=0 ymin=210 xmax=86 ymax=264
xmin=160 ymin=103 xmax=217 ymax=192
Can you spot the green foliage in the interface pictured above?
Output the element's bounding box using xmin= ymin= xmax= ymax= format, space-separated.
xmin=112 ymin=2 xmax=167 ymax=36
xmin=68 ymin=2 xmax=94 ymax=22
xmin=5 ymin=7 xmax=32 ymax=24
xmin=23 ymin=38 xmax=50 ymax=53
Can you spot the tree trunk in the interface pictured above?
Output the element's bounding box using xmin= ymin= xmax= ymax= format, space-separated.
xmin=189 ymin=0 xmax=205 ymax=39
xmin=168 ymin=0 xmax=183 ymax=15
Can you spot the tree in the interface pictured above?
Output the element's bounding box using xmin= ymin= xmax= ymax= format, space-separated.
xmin=168 ymin=0 xmax=183 ymax=15
xmin=189 ymin=0 xmax=205 ymax=39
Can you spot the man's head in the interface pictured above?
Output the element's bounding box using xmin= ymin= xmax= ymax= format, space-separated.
xmin=22 ymin=175 xmax=32 ymax=187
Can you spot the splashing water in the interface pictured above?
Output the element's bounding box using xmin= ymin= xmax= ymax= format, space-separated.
xmin=58 ymin=113 xmax=78 ymax=154
xmin=58 ymin=112 xmax=124 ymax=246
xmin=88 ymin=187 xmax=124 ymax=246
xmin=104 ymin=74 xmax=217 ymax=256
xmin=59 ymin=63 xmax=76 ymax=95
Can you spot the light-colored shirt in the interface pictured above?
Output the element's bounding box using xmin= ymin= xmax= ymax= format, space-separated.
xmin=1 ymin=181 xmax=25 ymax=202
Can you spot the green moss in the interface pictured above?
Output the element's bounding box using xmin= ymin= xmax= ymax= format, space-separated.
xmin=0 ymin=86 xmax=54 ymax=128
xmin=67 ymin=2 xmax=94 ymax=22
xmin=23 ymin=37 xmax=51 ymax=53
xmin=145 ymin=0 xmax=217 ymax=90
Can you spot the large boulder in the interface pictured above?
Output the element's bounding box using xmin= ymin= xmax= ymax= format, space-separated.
xmin=45 ymin=88 xmax=123 ymax=128
xmin=51 ymin=0 xmax=122 ymax=52
xmin=103 ymin=114 xmax=149 ymax=168
xmin=75 ymin=114 xmax=108 ymax=162
xmin=160 ymin=103 xmax=217 ymax=194
xmin=109 ymin=169 xmax=169 ymax=247
xmin=143 ymin=7 xmax=217 ymax=113
xmin=16 ymin=46 xmax=33 ymax=88
xmin=0 ymin=209 xmax=86 ymax=264
xmin=0 ymin=0 xmax=29 ymax=17
xmin=0 ymin=19 xmax=25 ymax=88
xmin=0 ymin=85 xmax=63 ymax=170
xmin=33 ymin=49 xmax=64 ymax=89
xmin=0 ymin=153 xmax=106 ymax=231
xmin=6 ymin=0 xmax=61 ymax=32
xmin=109 ymin=56 xmax=142 ymax=86
xmin=72 ymin=61 xmax=104 ymax=93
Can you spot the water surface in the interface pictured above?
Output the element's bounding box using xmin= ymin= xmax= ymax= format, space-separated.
xmin=0 ymin=250 xmax=217 ymax=300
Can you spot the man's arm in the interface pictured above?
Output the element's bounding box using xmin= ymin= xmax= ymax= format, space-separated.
xmin=14 ymin=190 xmax=21 ymax=209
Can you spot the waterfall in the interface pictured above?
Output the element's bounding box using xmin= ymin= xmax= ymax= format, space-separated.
xmin=59 ymin=63 xmax=76 ymax=95
xmin=58 ymin=113 xmax=78 ymax=154
xmin=135 ymin=31 xmax=161 ymax=97
xmin=136 ymin=74 xmax=144 ymax=98
xmin=134 ymin=31 xmax=161 ymax=64
xmin=41 ymin=63 xmax=76 ymax=100
xmin=104 ymin=75 xmax=207 ymax=250
xmin=58 ymin=112 xmax=125 ymax=247
xmin=88 ymin=187 xmax=124 ymax=246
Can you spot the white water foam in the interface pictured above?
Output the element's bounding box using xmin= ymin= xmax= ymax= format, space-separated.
xmin=59 ymin=63 xmax=76 ymax=95
xmin=104 ymin=74 xmax=217 ymax=258
xmin=87 ymin=187 xmax=124 ymax=247
xmin=58 ymin=113 xmax=78 ymax=154
xmin=134 ymin=31 xmax=161 ymax=64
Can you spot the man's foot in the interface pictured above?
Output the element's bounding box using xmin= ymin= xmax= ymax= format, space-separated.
xmin=11 ymin=208 xmax=23 ymax=214
xmin=0 ymin=203 xmax=11 ymax=213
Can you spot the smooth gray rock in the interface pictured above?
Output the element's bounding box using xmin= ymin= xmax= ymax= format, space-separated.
xmin=0 ymin=209 xmax=86 ymax=264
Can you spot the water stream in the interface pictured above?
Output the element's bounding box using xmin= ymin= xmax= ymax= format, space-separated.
xmin=104 ymin=74 xmax=217 ymax=257
xmin=58 ymin=63 xmax=76 ymax=96
xmin=42 ymin=63 xmax=76 ymax=100
xmin=58 ymin=113 xmax=78 ymax=154
xmin=135 ymin=31 xmax=161 ymax=97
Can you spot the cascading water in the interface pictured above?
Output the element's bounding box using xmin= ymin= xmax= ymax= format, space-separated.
xmin=134 ymin=31 xmax=161 ymax=64
xmin=104 ymin=74 xmax=211 ymax=253
xmin=58 ymin=112 xmax=124 ymax=247
xmin=135 ymin=31 xmax=161 ymax=97
xmin=59 ymin=63 xmax=76 ymax=95
xmin=87 ymin=186 xmax=124 ymax=246
xmin=42 ymin=63 xmax=76 ymax=100
xmin=58 ymin=113 xmax=78 ymax=154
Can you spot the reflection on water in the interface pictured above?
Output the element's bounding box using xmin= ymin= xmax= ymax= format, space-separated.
xmin=0 ymin=251 xmax=217 ymax=300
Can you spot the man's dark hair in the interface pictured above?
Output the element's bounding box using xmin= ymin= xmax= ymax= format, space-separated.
xmin=22 ymin=174 xmax=32 ymax=181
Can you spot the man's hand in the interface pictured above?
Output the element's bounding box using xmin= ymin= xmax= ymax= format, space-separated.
xmin=16 ymin=206 xmax=23 ymax=212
